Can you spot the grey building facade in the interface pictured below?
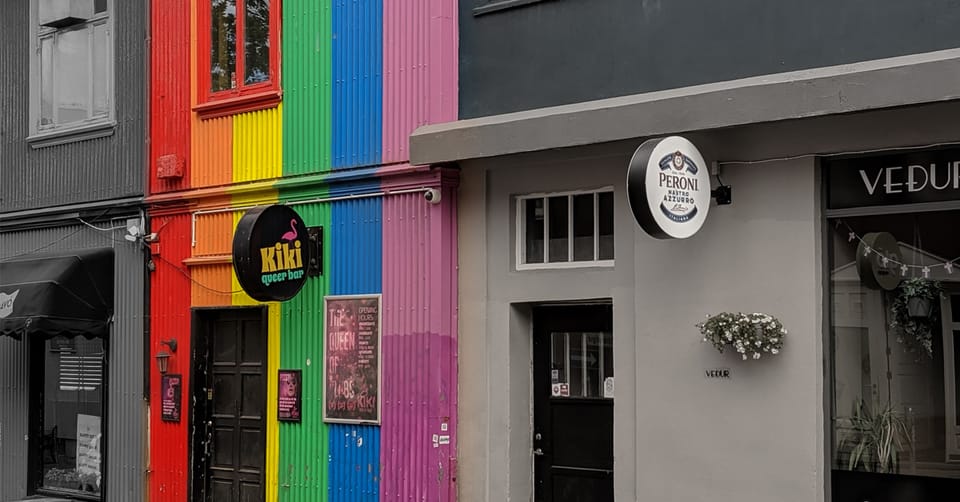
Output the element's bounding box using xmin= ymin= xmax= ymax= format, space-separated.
xmin=413 ymin=2 xmax=960 ymax=501
xmin=0 ymin=0 xmax=147 ymax=500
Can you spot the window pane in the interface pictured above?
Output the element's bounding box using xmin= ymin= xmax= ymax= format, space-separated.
xmin=573 ymin=194 xmax=595 ymax=261
xmin=548 ymin=196 xmax=569 ymax=262
xmin=92 ymin=23 xmax=108 ymax=117
xmin=598 ymin=191 xmax=614 ymax=260
xmin=244 ymin=0 xmax=270 ymax=85
xmin=584 ymin=333 xmax=602 ymax=397
xmin=568 ymin=333 xmax=583 ymax=397
xmin=603 ymin=331 xmax=613 ymax=381
xmin=41 ymin=337 xmax=103 ymax=498
xmin=524 ymin=198 xmax=544 ymax=264
xmin=551 ymin=332 xmax=567 ymax=385
xmin=40 ymin=36 xmax=54 ymax=126
xmin=211 ymin=0 xmax=237 ymax=92
xmin=94 ymin=0 xmax=107 ymax=13
xmin=56 ymin=28 xmax=91 ymax=124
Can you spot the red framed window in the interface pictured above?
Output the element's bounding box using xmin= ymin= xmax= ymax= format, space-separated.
xmin=196 ymin=0 xmax=281 ymax=117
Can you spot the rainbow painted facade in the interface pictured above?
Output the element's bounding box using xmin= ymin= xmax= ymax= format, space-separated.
xmin=147 ymin=1 xmax=458 ymax=500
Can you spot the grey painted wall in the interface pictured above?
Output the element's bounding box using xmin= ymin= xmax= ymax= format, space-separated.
xmin=0 ymin=0 xmax=145 ymax=213
xmin=455 ymin=102 xmax=960 ymax=501
xmin=0 ymin=220 xmax=146 ymax=502
xmin=460 ymin=0 xmax=960 ymax=118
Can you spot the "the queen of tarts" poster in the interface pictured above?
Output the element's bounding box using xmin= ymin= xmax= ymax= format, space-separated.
xmin=323 ymin=294 xmax=381 ymax=424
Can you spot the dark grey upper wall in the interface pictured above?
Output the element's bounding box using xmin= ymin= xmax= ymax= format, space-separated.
xmin=0 ymin=0 xmax=145 ymax=214
xmin=460 ymin=0 xmax=960 ymax=118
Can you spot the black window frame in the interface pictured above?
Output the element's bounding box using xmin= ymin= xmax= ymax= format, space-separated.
xmin=28 ymin=335 xmax=109 ymax=502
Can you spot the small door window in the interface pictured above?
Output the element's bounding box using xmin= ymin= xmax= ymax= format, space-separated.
xmin=550 ymin=331 xmax=613 ymax=399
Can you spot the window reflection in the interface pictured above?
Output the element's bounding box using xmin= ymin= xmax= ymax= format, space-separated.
xmin=211 ymin=0 xmax=237 ymax=92
xmin=551 ymin=331 xmax=613 ymax=399
xmin=244 ymin=0 xmax=270 ymax=85
xmin=830 ymin=211 xmax=960 ymax=489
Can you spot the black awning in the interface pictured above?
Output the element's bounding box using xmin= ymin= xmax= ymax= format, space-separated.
xmin=0 ymin=248 xmax=114 ymax=340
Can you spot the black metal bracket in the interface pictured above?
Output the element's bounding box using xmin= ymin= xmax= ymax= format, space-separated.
xmin=711 ymin=185 xmax=732 ymax=205
xmin=307 ymin=226 xmax=323 ymax=277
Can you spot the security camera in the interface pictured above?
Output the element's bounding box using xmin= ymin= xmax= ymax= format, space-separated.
xmin=424 ymin=188 xmax=442 ymax=204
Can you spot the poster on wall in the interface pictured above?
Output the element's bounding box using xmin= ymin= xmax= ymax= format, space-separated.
xmin=161 ymin=374 xmax=182 ymax=422
xmin=323 ymin=294 xmax=381 ymax=424
xmin=278 ymin=370 xmax=302 ymax=422
xmin=76 ymin=414 xmax=101 ymax=491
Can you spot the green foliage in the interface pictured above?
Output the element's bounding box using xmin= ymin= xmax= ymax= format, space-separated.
xmin=889 ymin=277 xmax=943 ymax=359
xmin=697 ymin=312 xmax=786 ymax=360
xmin=836 ymin=398 xmax=910 ymax=474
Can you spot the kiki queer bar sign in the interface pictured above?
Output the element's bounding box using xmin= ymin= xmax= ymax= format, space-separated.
xmin=233 ymin=205 xmax=309 ymax=301
xmin=323 ymin=294 xmax=381 ymax=425
xmin=827 ymin=147 xmax=960 ymax=210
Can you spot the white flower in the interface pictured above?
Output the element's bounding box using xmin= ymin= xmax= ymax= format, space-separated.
xmin=753 ymin=353 xmax=761 ymax=359
xmin=702 ymin=337 xmax=708 ymax=342
xmin=755 ymin=340 xmax=761 ymax=346
xmin=770 ymin=338 xmax=778 ymax=343
xmin=771 ymin=348 xmax=779 ymax=355
xmin=742 ymin=354 xmax=748 ymax=360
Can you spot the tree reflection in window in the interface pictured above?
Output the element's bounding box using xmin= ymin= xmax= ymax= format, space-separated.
xmin=244 ymin=0 xmax=270 ymax=85
xmin=211 ymin=0 xmax=237 ymax=92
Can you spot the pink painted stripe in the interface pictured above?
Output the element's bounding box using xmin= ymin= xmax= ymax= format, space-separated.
xmin=382 ymin=0 xmax=458 ymax=164
xmin=381 ymin=188 xmax=459 ymax=501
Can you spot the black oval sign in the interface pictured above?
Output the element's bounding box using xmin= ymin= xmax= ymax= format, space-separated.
xmin=232 ymin=205 xmax=308 ymax=301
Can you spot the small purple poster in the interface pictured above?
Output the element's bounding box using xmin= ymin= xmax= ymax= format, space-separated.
xmin=323 ymin=295 xmax=381 ymax=424
xmin=161 ymin=374 xmax=182 ymax=423
xmin=278 ymin=370 xmax=302 ymax=422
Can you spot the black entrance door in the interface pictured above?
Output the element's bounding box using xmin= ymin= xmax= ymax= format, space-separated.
xmin=191 ymin=307 xmax=267 ymax=502
xmin=533 ymin=304 xmax=614 ymax=502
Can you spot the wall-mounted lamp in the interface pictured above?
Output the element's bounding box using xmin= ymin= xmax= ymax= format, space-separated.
xmin=155 ymin=339 xmax=178 ymax=374
xmin=155 ymin=350 xmax=171 ymax=374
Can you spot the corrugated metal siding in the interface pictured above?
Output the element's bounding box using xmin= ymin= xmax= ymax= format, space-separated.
xmin=0 ymin=220 xmax=146 ymax=502
xmin=0 ymin=1 xmax=145 ymax=213
xmin=277 ymin=199 xmax=332 ymax=501
xmin=194 ymin=210 xmax=235 ymax=257
xmin=191 ymin=115 xmax=234 ymax=188
xmin=0 ymin=332 xmax=29 ymax=500
xmin=191 ymin=263 xmax=234 ymax=307
xmin=234 ymin=105 xmax=284 ymax=183
xmin=332 ymin=0 xmax=383 ymax=169
xmin=381 ymin=190 xmax=458 ymax=501
xmin=328 ymin=198 xmax=382 ymax=501
xmin=381 ymin=0 xmax=458 ymax=164
xmin=282 ymin=0 xmax=333 ymax=176
xmin=150 ymin=0 xmax=192 ymax=194
xmin=148 ymin=214 xmax=193 ymax=502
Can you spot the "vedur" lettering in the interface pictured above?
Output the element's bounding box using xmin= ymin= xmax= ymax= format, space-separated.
xmin=860 ymin=161 xmax=960 ymax=195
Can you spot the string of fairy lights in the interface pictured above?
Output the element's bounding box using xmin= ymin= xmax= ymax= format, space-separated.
xmin=838 ymin=220 xmax=955 ymax=279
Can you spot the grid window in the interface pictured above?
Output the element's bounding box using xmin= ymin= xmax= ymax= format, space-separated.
xmin=200 ymin=0 xmax=279 ymax=111
xmin=32 ymin=0 xmax=113 ymax=135
xmin=517 ymin=188 xmax=615 ymax=269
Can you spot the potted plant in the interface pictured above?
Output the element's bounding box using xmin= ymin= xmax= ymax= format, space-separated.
xmin=836 ymin=398 xmax=910 ymax=474
xmin=889 ymin=277 xmax=943 ymax=359
xmin=697 ymin=312 xmax=786 ymax=360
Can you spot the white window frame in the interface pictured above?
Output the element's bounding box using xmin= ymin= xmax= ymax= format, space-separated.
xmin=515 ymin=187 xmax=615 ymax=271
xmin=28 ymin=0 xmax=115 ymax=147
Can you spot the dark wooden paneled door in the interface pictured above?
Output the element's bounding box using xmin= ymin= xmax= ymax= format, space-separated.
xmin=533 ymin=304 xmax=614 ymax=502
xmin=192 ymin=307 xmax=267 ymax=502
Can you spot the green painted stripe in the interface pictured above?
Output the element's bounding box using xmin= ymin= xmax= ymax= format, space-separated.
xmin=282 ymin=0 xmax=333 ymax=175
xmin=278 ymin=192 xmax=332 ymax=502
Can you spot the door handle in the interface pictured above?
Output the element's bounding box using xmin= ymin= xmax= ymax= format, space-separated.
xmin=533 ymin=448 xmax=544 ymax=456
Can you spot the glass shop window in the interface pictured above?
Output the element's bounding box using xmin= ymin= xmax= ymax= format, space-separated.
xmin=517 ymin=188 xmax=615 ymax=269
xmin=37 ymin=336 xmax=104 ymax=499
xmin=830 ymin=210 xmax=960 ymax=496
xmin=550 ymin=331 xmax=613 ymax=399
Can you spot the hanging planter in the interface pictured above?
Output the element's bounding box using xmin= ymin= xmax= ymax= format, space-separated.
xmin=697 ymin=312 xmax=786 ymax=360
xmin=906 ymin=296 xmax=933 ymax=318
xmin=889 ymin=277 xmax=943 ymax=359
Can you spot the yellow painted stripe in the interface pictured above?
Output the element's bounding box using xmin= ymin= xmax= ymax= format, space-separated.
xmin=266 ymin=303 xmax=281 ymax=502
xmin=233 ymin=104 xmax=284 ymax=184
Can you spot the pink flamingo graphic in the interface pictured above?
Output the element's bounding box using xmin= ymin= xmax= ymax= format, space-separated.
xmin=280 ymin=219 xmax=298 ymax=242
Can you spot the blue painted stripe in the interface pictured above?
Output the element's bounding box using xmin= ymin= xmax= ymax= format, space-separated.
xmin=332 ymin=0 xmax=383 ymax=169
xmin=329 ymin=197 xmax=382 ymax=502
